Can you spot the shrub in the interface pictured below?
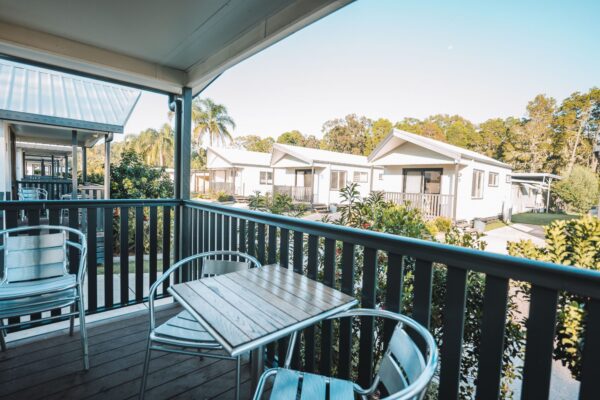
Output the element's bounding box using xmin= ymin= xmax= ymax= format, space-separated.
xmin=508 ymin=215 xmax=600 ymax=379
xmin=426 ymin=216 xmax=453 ymax=236
xmin=216 ymin=192 xmax=233 ymax=202
xmin=553 ymin=166 xmax=599 ymax=214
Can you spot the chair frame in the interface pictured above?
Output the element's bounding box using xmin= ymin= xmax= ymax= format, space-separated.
xmin=253 ymin=308 xmax=438 ymax=400
xmin=140 ymin=250 xmax=262 ymax=400
xmin=0 ymin=225 xmax=89 ymax=370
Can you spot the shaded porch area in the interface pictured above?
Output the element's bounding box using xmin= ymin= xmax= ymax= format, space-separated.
xmin=0 ymin=304 xmax=252 ymax=400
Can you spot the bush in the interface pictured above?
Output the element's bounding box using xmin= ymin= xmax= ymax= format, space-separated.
xmin=216 ymin=192 xmax=233 ymax=202
xmin=248 ymin=191 xmax=306 ymax=217
xmin=426 ymin=216 xmax=453 ymax=236
xmin=508 ymin=215 xmax=600 ymax=379
xmin=553 ymin=166 xmax=599 ymax=214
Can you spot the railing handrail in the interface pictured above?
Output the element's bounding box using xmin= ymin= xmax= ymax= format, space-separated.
xmin=183 ymin=199 xmax=600 ymax=297
xmin=0 ymin=199 xmax=179 ymax=209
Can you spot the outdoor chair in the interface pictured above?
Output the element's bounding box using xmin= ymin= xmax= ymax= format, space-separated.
xmin=18 ymin=187 xmax=48 ymax=220
xmin=0 ymin=225 xmax=89 ymax=370
xmin=140 ymin=250 xmax=262 ymax=400
xmin=252 ymin=308 xmax=438 ymax=400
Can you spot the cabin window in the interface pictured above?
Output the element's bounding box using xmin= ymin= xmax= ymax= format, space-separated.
xmin=330 ymin=170 xmax=347 ymax=190
xmin=353 ymin=171 xmax=368 ymax=183
xmin=260 ymin=171 xmax=273 ymax=185
xmin=488 ymin=172 xmax=499 ymax=187
xmin=472 ymin=169 xmax=484 ymax=199
xmin=403 ymin=169 xmax=442 ymax=194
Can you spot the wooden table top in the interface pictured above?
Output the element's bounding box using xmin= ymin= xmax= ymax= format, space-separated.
xmin=168 ymin=264 xmax=358 ymax=356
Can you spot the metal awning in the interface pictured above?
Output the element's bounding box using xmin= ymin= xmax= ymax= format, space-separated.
xmin=0 ymin=59 xmax=141 ymax=134
xmin=0 ymin=0 xmax=352 ymax=95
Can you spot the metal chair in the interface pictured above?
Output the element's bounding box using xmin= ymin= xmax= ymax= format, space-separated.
xmin=252 ymin=308 xmax=438 ymax=400
xmin=18 ymin=187 xmax=48 ymax=220
xmin=140 ymin=250 xmax=262 ymax=400
xmin=0 ymin=225 xmax=89 ymax=370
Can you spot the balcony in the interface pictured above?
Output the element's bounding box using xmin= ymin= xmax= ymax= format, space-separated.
xmin=384 ymin=192 xmax=454 ymax=219
xmin=1 ymin=198 xmax=599 ymax=399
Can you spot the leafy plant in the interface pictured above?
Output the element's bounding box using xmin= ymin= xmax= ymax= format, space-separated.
xmin=553 ymin=165 xmax=599 ymax=214
xmin=508 ymin=216 xmax=600 ymax=379
xmin=216 ymin=192 xmax=233 ymax=202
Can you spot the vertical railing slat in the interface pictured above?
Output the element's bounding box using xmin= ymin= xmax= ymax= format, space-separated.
xmin=521 ymin=285 xmax=558 ymax=399
xmin=119 ymin=207 xmax=129 ymax=305
xmin=303 ymin=234 xmax=319 ymax=373
xmin=291 ymin=230 xmax=304 ymax=369
xmin=475 ymin=274 xmax=509 ymax=399
xmin=384 ymin=252 xmax=404 ymax=345
xmin=320 ymin=238 xmax=335 ymax=376
xmin=279 ymin=229 xmax=289 ymax=269
xmin=247 ymin=221 xmax=256 ymax=257
xmin=230 ymin=216 xmax=238 ymax=254
xmin=257 ymin=223 xmax=266 ymax=264
xmin=104 ymin=207 xmax=114 ymax=309
xmin=87 ymin=207 xmax=97 ymax=312
xmin=149 ymin=206 xmax=158 ymax=287
xmin=438 ymin=266 xmax=468 ymax=400
xmin=49 ymin=208 xmax=62 ymax=316
xmin=239 ymin=219 xmax=247 ymax=254
xmin=162 ymin=206 xmax=171 ymax=294
xmin=135 ymin=207 xmax=144 ymax=302
xmin=338 ymin=242 xmax=355 ymax=380
xmin=358 ymin=246 xmax=377 ymax=388
xmin=413 ymin=258 xmax=433 ymax=329
xmin=267 ymin=225 xmax=277 ymax=264
xmin=579 ymin=298 xmax=600 ymax=399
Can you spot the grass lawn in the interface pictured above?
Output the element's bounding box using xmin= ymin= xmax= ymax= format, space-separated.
xmin=511 ymin=212 xmax=579 ymax=226
xmin=484 ymin=220 xmax=508 ymax=231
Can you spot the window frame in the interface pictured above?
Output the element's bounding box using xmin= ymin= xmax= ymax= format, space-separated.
xmin=488 ymin=172 xmax=499 ymax=187
xmin=259 ymin=171 xmax=273 ymax=185
xmin=330 ymin=170 xmax=347 ymax=191
xmin=472 ymin=169 xmax=485 ymax=199
xmin=402 ymin=168 xmax=443 ymax=194
xmin=353 ymin=171 xmax=369 ymax=183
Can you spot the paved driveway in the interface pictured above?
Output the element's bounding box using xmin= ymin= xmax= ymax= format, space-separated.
xmin=484 ymin=223 xmax=545 ymax=255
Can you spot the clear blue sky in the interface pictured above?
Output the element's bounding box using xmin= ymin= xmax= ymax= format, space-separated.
xmin=124 ymin=0 xmax=600 ymax=140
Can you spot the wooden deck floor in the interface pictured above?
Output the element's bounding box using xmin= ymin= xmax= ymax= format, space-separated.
xmin=0 ymin=304 xmax=252 ymax=400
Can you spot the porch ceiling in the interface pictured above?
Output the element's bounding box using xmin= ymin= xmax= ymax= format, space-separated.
xmin=11 ymin=122 xmax=104 ymax=147
xmin=0 ymin=0 xmax=352 ymax=95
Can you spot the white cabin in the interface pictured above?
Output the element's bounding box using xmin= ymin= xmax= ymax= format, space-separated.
xmin=510 ymin=173 xmax=560 ymax=214
xmin=270 ymin=143 xmax=383 ymax=206
xmin=368 ymin=129 xmax=513 ymax=221
xmin=206 ymin=147 xmax=272 ymax=197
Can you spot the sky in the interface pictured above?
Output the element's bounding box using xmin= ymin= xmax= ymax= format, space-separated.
xmin=124 ymin=0 xmax=600 ymax=141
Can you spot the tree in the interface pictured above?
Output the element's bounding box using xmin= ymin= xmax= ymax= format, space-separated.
xmin=504 ymin=95 xmax=556 ymax=172
xmin=477 ymin=118 xmax=516 ymax=160
xmin=365 ymin=118 xmax=392 ymax=154
xmin=276 ymin=130 xmax=321 ymax=149
xmin=110 ymin=149 xmax=173 ymax=199
xmin=235 ymin=135 xmax=274 ymax=152
xmin=553 ymin=165 xmax=599 ymax=213
xmin=321 ymin=114 xmax=371 ymax=155
xmin=191 ymin=97 xmax=236 ymax=148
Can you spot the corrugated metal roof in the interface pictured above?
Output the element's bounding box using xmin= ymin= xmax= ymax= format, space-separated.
xmin=0 ymin=59 xmax=140 ymax=133
xmin=273 ymin=143 xmax=373 ymax=167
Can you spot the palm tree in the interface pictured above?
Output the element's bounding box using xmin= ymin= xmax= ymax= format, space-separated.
xmin=192 ymin=98 xmax=236 ymax=148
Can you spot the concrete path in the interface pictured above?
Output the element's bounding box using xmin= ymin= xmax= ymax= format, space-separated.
xmin=483 ymin=223 xmax=546 ymax=254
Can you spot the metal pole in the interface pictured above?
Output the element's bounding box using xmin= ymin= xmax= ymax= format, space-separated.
xmin=545 ymin=177 xmax=552 ymax=213
xmin=51 ymin=155 xmax=55 ymax=177
xmin=104 ymin=133 xmax=113 ymax=199
xmin=41 ymin=159 xmax=46 ymax=176
xmin=81 ymin=146 xmax=87 ymax=184
xmin=71 ymin=130 xmax=78 ymax=197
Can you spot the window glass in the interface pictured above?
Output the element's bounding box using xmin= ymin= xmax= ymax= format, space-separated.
xmin=331 ymin=170 xmax=347 ymax=190
xmin=260 ymin=171 xmax=272 ymax=185
xmin=472 ymin=169 xmax=484 ymax=198
xmin=353 ymin=171 xmax=368 ymax=183
xmin=423 ymin=170 xmax=441 ymax=194
xmin=489 ymin=172 xmax=499 ymax=187
xmin=404 ymin=171 xmax=422 ymax=193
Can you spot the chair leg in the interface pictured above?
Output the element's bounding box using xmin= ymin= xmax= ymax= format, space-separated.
xmin=69 ymin=304 xmax=75 ymax=336
xmin=0 ymin=320 xmax=6 ymax=352
xmin=78 ymin=294 xmax=89 ymax=370
xmin=139 ymin=339 xmax=153 ymax=400
xmin=235 ymin=356 xmax=241 ymax=400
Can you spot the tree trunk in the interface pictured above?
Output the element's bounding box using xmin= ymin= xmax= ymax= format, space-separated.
xmin=567 ymin=106 xmax=592 ymax=175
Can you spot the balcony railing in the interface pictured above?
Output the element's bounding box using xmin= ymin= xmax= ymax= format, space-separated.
xmin=1 ymin=198 xmax=599 ymax=399
xmin=273 ymin=185 xmax=314 ymax=203
xmin=16 ymin=179 xmax=72 ymax=200
xmin=384 ymin=192 xmax=454 ymax=219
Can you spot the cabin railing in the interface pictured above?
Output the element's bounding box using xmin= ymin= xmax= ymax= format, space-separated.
xmin=1 ymin=198 xmax=599 ymax=399
xmin=16 ymin=179 xmax=72 ymax=200
xmin=209 ymin=181 xmax=235 ymax=195
xmin=384 ymin=192 xmax=454 ymax=219
xmin=273 ymin=185 xmax=314 ymax=203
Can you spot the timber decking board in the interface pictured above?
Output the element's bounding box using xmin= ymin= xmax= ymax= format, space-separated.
xmin=169 ymin=264 xmax=358 ymax=356
xmin=0 ymin=304 xmax=250 ymax=400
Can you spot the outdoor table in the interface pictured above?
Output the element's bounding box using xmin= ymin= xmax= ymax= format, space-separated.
xmin=168 ymin=263 xmax=358 ymax=389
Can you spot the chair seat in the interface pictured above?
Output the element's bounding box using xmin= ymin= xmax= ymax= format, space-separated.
xmin=151 ymin=310 xmax=220 ymax=347
xmin=269 ymin=368 xmax=355 ymax=400
xmin=0 ymin=274 xmax=77 ymax=299
xmin=0 ymin=275 xmax=78 ymax=318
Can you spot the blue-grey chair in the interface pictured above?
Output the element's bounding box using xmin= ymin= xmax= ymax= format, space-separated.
xmin=140 ymin=250 xmax=262 ymax=400
xmin=252 ymin=308 xmax=438 ymax=400
xmin=0 ymin=225 xmax=89 ymax=370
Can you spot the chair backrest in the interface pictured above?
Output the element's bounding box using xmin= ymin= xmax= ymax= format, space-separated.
xmin=378 ymin=324 xmax=426 ymax=394
xmin=3 ymin=232 xmax=68 ymax=282
xmin=19 ymin=187 xmax=40 ymax=200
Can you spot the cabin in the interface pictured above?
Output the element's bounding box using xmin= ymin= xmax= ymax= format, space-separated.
xmin=206 ymin=147 xmax=272 ymax=197
xmin=270 ymin=143 xmax=383 ymax=206
xmin=0 ymin=59 xmax=140 ymax=200
xmin=510 ymin=172 xmax=560 ymax=214
xmin=368 ymin=129 xmax=513 ymax=221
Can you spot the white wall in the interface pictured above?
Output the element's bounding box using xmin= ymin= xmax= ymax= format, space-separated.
xmin=239 ymin=166 xmax=273 ymax=196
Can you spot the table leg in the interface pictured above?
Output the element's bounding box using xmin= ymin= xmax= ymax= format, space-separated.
xmin=251 ymin=345 xmax=264 ymax=392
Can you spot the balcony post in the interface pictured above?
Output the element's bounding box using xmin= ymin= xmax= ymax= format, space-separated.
xmin=81 ymin=146 xmax=87 ymax=184
xmin=104 ymin=133 xmax=113 ymax=199
xmin=71 ymin=130 xmax=78 ymax=197
xmin=452 ymin=162 xmax=459 ymax=220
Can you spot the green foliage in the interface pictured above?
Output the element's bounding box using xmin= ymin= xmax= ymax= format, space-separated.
xmin=276 ymin=130 xmax=320 ymax=149
xmin=334 ymin=184 xmax=524 ymax=398
xmin=553 ymin=165 xmax=599 ymax=213
xmin=365 ymin=118 xmax=393 ymax=154
xmin=216 ymin=192 xmax=233 ymax=202
xmin=192 ymin=97 xmax=235 ymax=148
xmin=321 ymin=114 xmax=372 ymax=155
xmin=235 ymin=135 xmax=274 ymax=153
xmin=426 ymin=216 xmax=453 ymax=236
xmin=508 ymin=216 xmax=600 ymax=379
xmin=248 ymin=191 xmax=307 ymax=217
xmin=110 ymin=149 xmax=173 ymax=199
